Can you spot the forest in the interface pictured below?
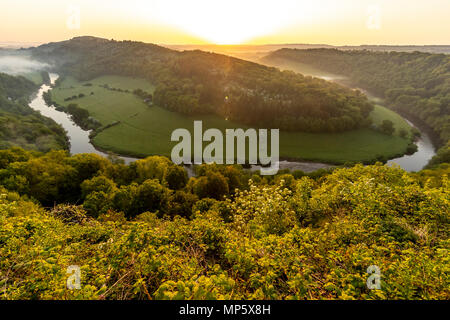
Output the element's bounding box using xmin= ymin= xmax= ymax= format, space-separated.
xmin=0 ymin=147 xmax=448 ymax=299
xmin=0 ymin=73 xmax=68 ymax=152
xmin=265 ymin=49 xmax=450 ymax=166
xmin=31 ymin=37 xmax=374 ymax=133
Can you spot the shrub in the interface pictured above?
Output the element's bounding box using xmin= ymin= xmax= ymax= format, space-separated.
xmin=51 ymin=204 xmax=88 ymax=224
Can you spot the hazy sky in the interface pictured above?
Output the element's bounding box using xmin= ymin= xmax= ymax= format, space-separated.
xmin=1 ymin=0 xmax=449 ymax=45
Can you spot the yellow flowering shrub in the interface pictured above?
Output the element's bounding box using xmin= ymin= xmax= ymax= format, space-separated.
xmin=0 ymin=164 xmax=448 ymax=300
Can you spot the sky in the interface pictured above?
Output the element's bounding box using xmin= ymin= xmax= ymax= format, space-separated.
xmin=1 ymin=0 xmax=449 ymax=45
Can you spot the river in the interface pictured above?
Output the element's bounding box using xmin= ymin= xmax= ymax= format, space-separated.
xmin=29 ymin=74 xmax=138 ymax=164
xmin=386 ymin=119 xmax=436 ymax=172
xmin=28 ymin=73 xmax=435 ymax=173
xmin=262 ymin=60 xmax=437 ymax=172
xmin=339 ymin=84 xmax=436 ymax=172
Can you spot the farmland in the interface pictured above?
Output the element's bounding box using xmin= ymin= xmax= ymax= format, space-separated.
xmin=49 ymin=75 xmax=412 ymax=163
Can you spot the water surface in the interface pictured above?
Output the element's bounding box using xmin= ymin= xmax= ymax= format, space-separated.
xmin=29 ymin=74 xmax=138 ymax=164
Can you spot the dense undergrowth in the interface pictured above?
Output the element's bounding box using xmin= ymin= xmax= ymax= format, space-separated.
xmin=0 ymin=148 xmax=448 ymax=300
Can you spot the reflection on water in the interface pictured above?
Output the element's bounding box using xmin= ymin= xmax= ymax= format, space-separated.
xmin=351 ymin=88 xmax=436 ymax=172
xmin=28 ymin=74 xmax=138 ymax=164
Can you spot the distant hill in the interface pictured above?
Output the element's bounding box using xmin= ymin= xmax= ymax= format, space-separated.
xmin=264 ymin=48 xmax=450 ymax=166
xmin=0 ymin=42 xmax=43 ymax=49
xmin=338 ymin=45 xmax=450 ymax=54
xmin=168 ymin=44 xmax=450 ymax=53
xmin=167 ymin=44 xmax=450 ymax=62
xmin=29 ymin=37 xmax=374 ymax=133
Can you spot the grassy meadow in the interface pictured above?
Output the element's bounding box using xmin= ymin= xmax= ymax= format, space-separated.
xmin=49 ymin=75 xmax=412 ymax=163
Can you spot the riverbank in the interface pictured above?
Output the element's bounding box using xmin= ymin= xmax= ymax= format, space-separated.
xmin=336 ymin=77 xmax=441 ymax=149
xmin=333 ymin=79 xmax=437 ymax=171
xmin=261 ymin=59 xmax=438 ymax=171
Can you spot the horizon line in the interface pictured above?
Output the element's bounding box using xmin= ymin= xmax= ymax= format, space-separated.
xmin=1 ymin=37 xmax=450 ymax=48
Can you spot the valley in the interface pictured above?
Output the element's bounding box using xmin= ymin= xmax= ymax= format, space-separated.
xmin=1 ymin=0 xmax=448 ymax=303
xmin=44 ymin=74 xmax=414 ymax=165
xmin=29 ymin=37 xmax=421 ymax=168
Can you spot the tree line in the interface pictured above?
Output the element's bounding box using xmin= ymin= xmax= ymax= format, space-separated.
xmin=0 ymin=147 xmax=332 ymax=219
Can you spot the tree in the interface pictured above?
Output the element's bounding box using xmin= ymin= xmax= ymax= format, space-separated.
xmin=134 ymin=179 xmax=170 ymax=216
xmin=164 ymin=165 xmax=188 ymax=190
xmin=167 ymin=190 xmax=198 ymax=218
xmin=0 ymin=150 xmax=78 ymax=205
xmin=380 ymin=120 xmax=395 ymax=136
xmin=83 ymin=191 xmax=114 ymax=217
xmin=399 ymin=128 xmax=409 ymax=138
xmin=133 ymin=156 xmax=172 ymax=183
xmin=80 ymin=175 xmax=117 ymax=199
xmin=67 ymin=104 xmax=89 ymax=124
xmin=192 ymin=171 xmax=229 ymax=200
xmin=68 ymin=153 xmax=110 ymax=184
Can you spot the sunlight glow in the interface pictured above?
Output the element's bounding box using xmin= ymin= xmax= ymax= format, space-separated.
xmin=1 ymin=0 xmax=450 ymax=45
xmin=146 ymin=0 xmax=303 ymax=44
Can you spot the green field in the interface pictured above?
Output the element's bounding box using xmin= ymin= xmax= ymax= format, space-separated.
xmin=50 ymin=75 xmax=412 ymax=164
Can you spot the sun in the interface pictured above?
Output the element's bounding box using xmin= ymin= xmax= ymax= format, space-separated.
xmin=146 ymin=0 xmax=302 ymax=44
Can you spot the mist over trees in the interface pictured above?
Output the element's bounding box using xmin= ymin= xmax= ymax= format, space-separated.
xmin=266 ymin=48 xmax=450 ymax=166
xmin=0 ymin=55 xmax=49 ymax=76
xmin=0 ymin=73 xmax=68 ymax=151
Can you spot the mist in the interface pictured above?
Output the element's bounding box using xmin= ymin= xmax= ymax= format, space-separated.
xmin=0 ymin=55 xmax=49 ymax=76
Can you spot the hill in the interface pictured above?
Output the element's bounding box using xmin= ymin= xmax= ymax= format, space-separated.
xmin=31 ymin=37 xmax=374 ymax=134
xmin=0 ymin=72 xmax=68 ymax=151
xmin=264 ymin=48 xmax=450 ymax=166
xmin=167 ymin=44 xmax=450 ymax=62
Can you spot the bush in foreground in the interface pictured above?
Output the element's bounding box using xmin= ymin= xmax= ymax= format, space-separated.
xmin=0 ymin=163 xmax=448 ymax=300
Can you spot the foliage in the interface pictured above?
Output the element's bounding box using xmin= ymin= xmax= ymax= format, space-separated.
xmin=66 ymin=103 xmax=93 ymax=129
xmin=0 ymin=150 xmax=448 ymax=300
xmin=380 ymin=120 xmax=395 ymax=136
xmin=265 ymin=48 xmax=450 ymax=166
xmin=0 ymin=72 xmax=69 ymax=152
xmin=427 ymin=142 xmax=450 ymax=169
